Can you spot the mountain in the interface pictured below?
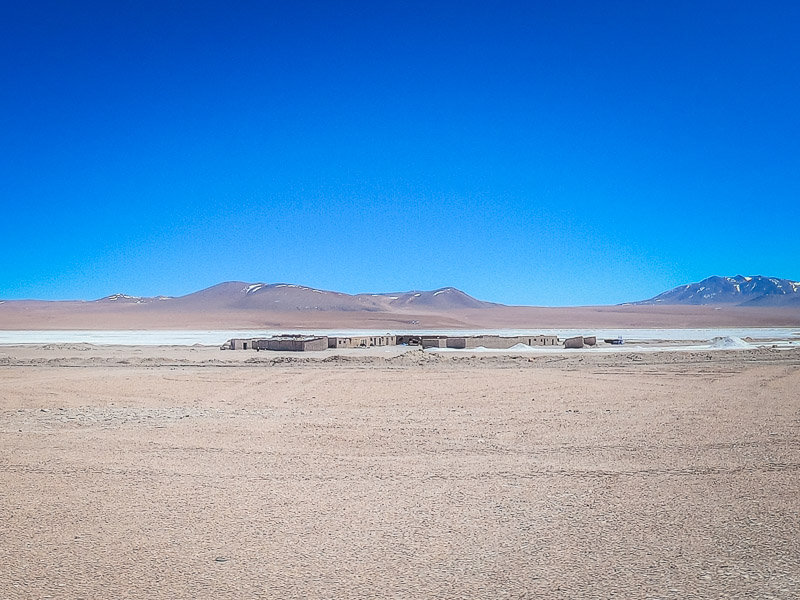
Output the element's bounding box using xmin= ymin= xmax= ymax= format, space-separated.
xmin=163 ymin=282 xmax=498 ymax=312
xmin=74 ymin=282 xmax=498 ymax=312
xmin=1 ymin=282 xmax=498 ymax=314
xmin=377 ymin=287 xmax=499 ymax=310
xmin=3 ymin=279 xmax=800 ymax=330
xmin=174 ymin=282 xmax=387 ymax=312
xmin=0 ymin=282 xmax=503 ymax=329
xmin=634 ymin=275 xmax=800 ymax=306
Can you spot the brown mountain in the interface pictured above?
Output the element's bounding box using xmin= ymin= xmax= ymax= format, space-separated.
xmin=2 ymin=280 xmax=800 ymax=330
xmin=0 ymin=282 xmax=502 ymax=329
xmin=168 ymin=282 xmax=497 ymax=312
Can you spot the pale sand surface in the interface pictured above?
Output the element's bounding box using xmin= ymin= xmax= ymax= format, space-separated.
xmin=2 ymin=346 xmax=799 ymax=598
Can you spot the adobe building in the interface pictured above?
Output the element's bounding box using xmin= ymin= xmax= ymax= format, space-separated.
xmin=328 ymin=335 xmax=397 ymax=349
xmin=478 ymin=335 xmax=558 ymax=348
xmin=397 ymin=335 xmax=449 ymax=346
xmin=442 ymin=335 xmax=560 ymax=349
xmin=421 ymin=338 xmax=448 ymax=349
xmin=223 ymin=335 xmax=328 ymax=351
xmin=563 ymin=336 xmax=598 ymax=349
xmin=225 ymin=338 xmax=260 ymax=350
xmin=223 ymin=332 xmax=580 ymax=352
xmin=563 ymin=336 xmax=585 ymax=349
xmin=255 ymin=335 xmax=329 ymax=351
xmin=527 ymin=335 xmax=560 ymax=346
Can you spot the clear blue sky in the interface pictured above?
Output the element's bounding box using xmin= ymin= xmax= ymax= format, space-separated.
xmin=1 ymin=1 xmax=798 ymax=305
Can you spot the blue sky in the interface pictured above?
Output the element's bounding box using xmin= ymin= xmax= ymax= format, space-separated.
xmin=1 ymin=1 xmax=798 ymax=305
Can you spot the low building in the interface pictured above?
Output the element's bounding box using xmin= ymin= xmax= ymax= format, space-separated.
xmin=224 ymin=338 xmax=260 ymax=350
xmin=329 ymin=335 xmax=396 ymax=349
xmin=527 ymin=335 xmax=560 ymax=346
xmin=396 ymin=335 xmax=427 ymax=346
xmin=394 ymin=335 xmax=450 ymax=348
xmin=446 ymin=337 xmax=468 ymax=348
xmin=223 ymin=335 xmax=328 ymax=351
xmin=478 ymin=335 xmax=559 ymax=348
xmin=564 ymin=336 xmax=585 ymax=349
xmin=255 ymin=335 xmax=329 ymax=352
xmin=224 ymin=332 xmax=575 ymax=352
xmin=442 ymin=335 xmax=560 ymax=349
xmin=421 ymin=338 xmax=447 ymax=349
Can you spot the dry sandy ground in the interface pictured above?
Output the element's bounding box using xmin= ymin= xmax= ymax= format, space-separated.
xmin=2 ymin=346 xmax=799 ymax=599
xmin=3 ymin=302 xmax=800 ymax=330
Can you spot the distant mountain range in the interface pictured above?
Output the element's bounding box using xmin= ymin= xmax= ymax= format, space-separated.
xmin=635 ymin=275 xmax=800 ymax=307
xmin=3 ymin=278 xmax=800 ymax=330
xmin=6 ymin=277 xmax=800 ymax=310
xmin=5 ymin=277 xmax=800 ymax=310
xmin=93 ymin=282 xmax=499 ymax=311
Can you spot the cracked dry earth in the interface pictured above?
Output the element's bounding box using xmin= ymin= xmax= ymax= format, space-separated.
xmin=1 ymin=351 xmax=799 ymax=599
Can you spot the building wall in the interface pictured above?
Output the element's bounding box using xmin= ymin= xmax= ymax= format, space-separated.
xmin=330 ymin=336 xmax=397 ymax=348
xmin=329 ymin=336 xmax=369 ymax=348
xmin=328 ymin=337 xmax=347 ymax=348
xmin=421 ymin=338 xmax=447 ymax=348
xmin=464 ymin=335 xmax=505 ymax=349
xmin=457 ymin=335 xmax=560 ymax=349
xmin=302 ymin=337 xmax=330 ymax=351
xmin=527 ymin=335 xmax=559 ymax=346
xmin=229 ymin=338 xmax=258 ymax=350
xmin=564 ymin=336 xmax=585 ymax=349
xmin=255 ymin=337 xmax=329 ymax=351
xmin=229 ymin=333 xmax=566 ymax=351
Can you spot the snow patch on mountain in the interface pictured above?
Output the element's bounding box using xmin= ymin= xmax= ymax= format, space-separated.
xmin=108 ymin=294 xmax=138 ymax=301
xmin=244 ymin=284 xmax=266 ymax=294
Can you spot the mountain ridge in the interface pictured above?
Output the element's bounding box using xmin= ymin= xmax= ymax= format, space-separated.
xmin=634 ymin=275 xmax=800 ymax=307
xmin=3 ymin=277 xmax=800 ymax=330
xmin=3 ymin=282 xmax=500 ymax=312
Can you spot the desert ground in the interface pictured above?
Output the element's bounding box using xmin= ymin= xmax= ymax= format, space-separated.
xmin=3 ymin=301 xmax=800 ymax=330
xmin=2 ymin=345 xmax=799 ymax=599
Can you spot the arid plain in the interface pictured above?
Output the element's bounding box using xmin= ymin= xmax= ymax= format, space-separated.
xmin=2 ymin=344 xmax=799 ymax=598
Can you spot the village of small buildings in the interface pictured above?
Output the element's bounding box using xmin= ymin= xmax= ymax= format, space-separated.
xmin=222 ymin=333 xmax=600 ymax=351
